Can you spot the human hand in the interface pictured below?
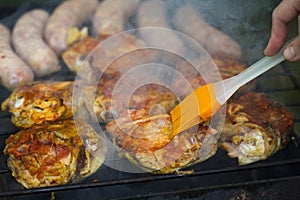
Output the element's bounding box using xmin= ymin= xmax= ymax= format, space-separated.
xmin=264 ymin=0 xmax=300 ymax=61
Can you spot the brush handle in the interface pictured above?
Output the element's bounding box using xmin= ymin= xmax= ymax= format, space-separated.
xmin=215 ymin=44 xmax=287 ymax=105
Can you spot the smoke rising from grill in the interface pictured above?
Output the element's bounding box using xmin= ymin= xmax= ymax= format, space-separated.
xmin=127 ymin=0 xmax=281 ymax=64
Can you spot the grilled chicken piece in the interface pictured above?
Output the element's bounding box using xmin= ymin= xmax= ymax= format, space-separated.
xmin=85 ymin=80 xmax=178 ymax=123
xmin=1 ymin=78 xmax=177 ymax=127
xmin=1 ymin=81 xmax=81 ymax=128
xmin=106 ymin=109 xmax=219 ymax=173
xmin=4 ymin=119 xmax=106 ymax=189
xmin=106 ymin=109 xmax=173 ymax=153
xmin=62 ymin=33 xmax=156 ymax=82
xmin=62 ymin=35 xmax=108 ymax=73
xmin=219 ymin=92 xmax=294 ymax=165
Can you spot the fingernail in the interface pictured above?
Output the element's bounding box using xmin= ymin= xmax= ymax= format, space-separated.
xmin=283 ymin=46 xmax=296 ymax=60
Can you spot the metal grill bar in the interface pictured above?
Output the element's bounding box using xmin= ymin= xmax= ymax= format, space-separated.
xmin=110 ymin=175 xmax=300 ymax=200
xmin=1 ymin=161 xmax=300 ymax=198
xmin=1 ymin=141 xmax=300 ymax=197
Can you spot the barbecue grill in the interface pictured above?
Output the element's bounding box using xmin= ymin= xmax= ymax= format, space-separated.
xmin=1 ymin=0 xmax=300 ymax=199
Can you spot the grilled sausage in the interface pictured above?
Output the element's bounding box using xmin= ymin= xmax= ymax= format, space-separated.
xmin=174 ymin=5 xmax=242 ymax=59
xmin=45 ymin=0 xmax=98 ymax=55
xmin=92 ymin=0 xmax=140 ymax=36
xmin=136 ymin=0 xmax=186 ymax=55
xmin=0 ymin=23 xmax=34 ymax=91
xmin=12 ymin=9 xmax=61 ymax=77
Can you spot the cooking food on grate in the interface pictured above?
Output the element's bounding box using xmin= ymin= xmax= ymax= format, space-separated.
xmin=63 ymin=33 xmax=156 ymax=81
xmin=1 ymin=81 xmax=79 ymax=128
xmin=174 ymin=4 xmax=242 ymax=60
xmin=84 ymin=82 xmax=178 ymax=123
xmin=92 ymin=0 xmax=140 ymax=36
xmin=12 ymin=9 xmax=61 ymax=77
xmin=0 ymin=23 xmax=34 ymax=91
xmin=62 ymin=35 xmax=108 ymax=73
xmin=4 ymin=119 xmax=105 ymax=189
xmin=44 ymin=0 xmax=98 ymax=55
xmin=86 ymin=33 xmax=153 ymax=77
xmin=219 ymin=92 xmax=294 ymax=165
xmin=106 ymin=109 xmax=219 ymax=173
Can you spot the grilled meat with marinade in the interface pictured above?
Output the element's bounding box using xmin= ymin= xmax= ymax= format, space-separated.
xmin=219 ymin=92 xmax=294 ymax=165
xmin=4 ymin=119 xmax=106 ymax=189
xmin=1 ymin=81 xmax=77 ymax=128
xmin=62 ymin=33 xmax=156 ymax=82
xmin=106 ymin=109 xmax=219 ymax=173
xmin=85 ymin=82 xmax=178 ymax=123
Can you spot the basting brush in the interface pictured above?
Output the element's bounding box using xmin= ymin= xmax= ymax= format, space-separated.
xmin=170 ymin=42 xmax=288 ymax=135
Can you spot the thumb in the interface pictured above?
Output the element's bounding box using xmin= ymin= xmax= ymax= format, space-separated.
xmin=283 ymin=36 xmax=300 ymax=61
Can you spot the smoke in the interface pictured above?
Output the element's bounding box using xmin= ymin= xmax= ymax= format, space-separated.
xmin=167 ymin=0 xmax=281 ymax=64
xmin=130 ymin=0 xmax=281 ymax=64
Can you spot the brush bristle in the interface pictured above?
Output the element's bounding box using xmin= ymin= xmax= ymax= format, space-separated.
xmin=170 ymin=83 xmax=221 ymax=135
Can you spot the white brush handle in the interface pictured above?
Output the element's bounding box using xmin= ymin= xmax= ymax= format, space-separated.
xmin=215 ymin=45 xmax=287 ymax=105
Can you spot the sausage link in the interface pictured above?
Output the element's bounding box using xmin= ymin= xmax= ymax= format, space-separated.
xmin=0 ymin=23 xmax=34 ymax=91
xmin=93 ymin=0 xmax=140 ymax=36
xmin=174 ymin=5 xmax=242 ymax=59
xmin=12 ymin=9 xmax=61 ymax=77
xmin=136 ymin=0 xmax=186 ymax=55
xmin=45 ymin=0 xmax=98 ymax=55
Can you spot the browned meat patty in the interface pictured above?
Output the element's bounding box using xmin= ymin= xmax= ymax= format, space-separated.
xmin=106 ymin=109 xmax=219 ymax=173
xmin=219 ymin=92 xmax=294 ymax=165
xmin=1 ymin=81 xmax=76 ymax=128
xmin=4 ymin=119 xmax=106 ymax=188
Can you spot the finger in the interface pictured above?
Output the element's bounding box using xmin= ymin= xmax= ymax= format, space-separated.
xmin=283 ymin=35 xmax=300 ymax=61
xmin=264 ymin=0 xmax=300 ymax=56
xmin=283 ymin=15 xmax=300 ymax=61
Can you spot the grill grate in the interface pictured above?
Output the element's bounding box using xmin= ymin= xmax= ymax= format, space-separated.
xmin=0 ymin=60 xmax=300 ymax=199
